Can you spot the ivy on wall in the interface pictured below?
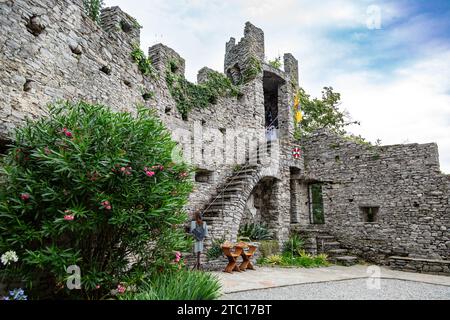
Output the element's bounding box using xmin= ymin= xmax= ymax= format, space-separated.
xmin=131 ymin=44 xmax=157 ymax=78
xmin=166 ymin=61 xmax=241 ymax=119
xmin=242 ymin=56 xmax=262 ymax=84
xmin=83 ymin=0 xmax=104 ymax=24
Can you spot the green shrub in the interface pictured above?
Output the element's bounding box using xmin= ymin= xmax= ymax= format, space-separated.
xmin=206 ymin=238 xmax=225 ymax=260
xmin=242 ymin=56 xmax=262 ymax=83
xmin=258 ymin=252 xmax=329 ymax=268
xmin=258 ymin=240 xmax=279 ymax=258
xmin=131 ymin=44 xmax=157 ymax=78
xmin=119 ymin=270 xmax=222 ymax=300
xmin=238 ymin=223 xmax=272 ymax=241
xmin=268 ymin=56 xmax=282 ymax=69
xmin=0 ymin=101 xmax=193 ymax=299
xmin=282 ymin=234 xmax=304 ymax=257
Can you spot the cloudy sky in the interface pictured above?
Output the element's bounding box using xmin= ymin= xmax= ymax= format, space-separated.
xmin=104 ymin=0 xmax=450 ymax=173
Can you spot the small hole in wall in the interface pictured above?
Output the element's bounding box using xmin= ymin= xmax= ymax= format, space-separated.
xmin=335 ymin=155 xmax=340 ymax=162
xmin=23 ymin=79 xmax=34 ymax=92
xmin=69 ymin=43 xmax=82 ymax=55
xmin=142 ymin=92 xmax=153 ymax=101
xmin=100 ymin=65 xmax=112 ymax=75
xmin=413 ymin=202 xmax=419 ymax=208
xmin=120 ymin=20 xmax=133 ymax=33
xmin=26 ymin=15 xmax=45 ymax=36
xmin=182 ymin=114 xmax=188 ymax=121
xmin=219 ymin=128 xmax=226 ymax=134
xmin=123 ymin=80 xmax=132 ymax=88
xmin=348 ymin=199 xmax=354 ymax=203
xmin=164 ymin=107 xmax=171 ymax=114
xmin=350 ymin=177 xmax=354 ymax=181
xmin=0 ymin=139 xmax=12 ymax=155
xmin=201 ymin=119 xmax=206 ymax=126
xmin=355 ymin=155 xmax=360 ymax=160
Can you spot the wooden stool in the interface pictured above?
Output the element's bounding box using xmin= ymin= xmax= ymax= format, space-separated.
xmin=240 ymin=244 xmax=257 ymax=271
xmin=221 ymin=245 xmax=243 ymax=273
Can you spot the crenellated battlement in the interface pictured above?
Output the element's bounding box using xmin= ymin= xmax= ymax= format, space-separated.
xmin=100 ymin=6 xmax=141 ymax=46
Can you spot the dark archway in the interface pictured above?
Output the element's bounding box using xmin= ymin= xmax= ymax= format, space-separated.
xmin=263 ymin=71 xmax=284 ymax=129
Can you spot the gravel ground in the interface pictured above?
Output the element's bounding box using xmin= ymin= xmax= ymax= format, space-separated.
xmin=221 ymin=278 xmax=450 ymax=300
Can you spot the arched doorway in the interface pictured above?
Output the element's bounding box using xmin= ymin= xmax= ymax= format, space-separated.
xmin=240 ymin=176 xmax=278 ymax=238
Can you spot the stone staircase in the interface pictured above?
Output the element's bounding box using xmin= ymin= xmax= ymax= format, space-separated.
xmin=292 ymin=225 xmax=359 ymax=266
xmin=201 ymin=165 xmax=259 ymax=241
xmin=316 ymin=234 xmax=359 ymax=266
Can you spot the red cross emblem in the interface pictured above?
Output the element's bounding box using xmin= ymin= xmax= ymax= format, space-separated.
xmin=292 ymin=147 xmax=301 ymax=159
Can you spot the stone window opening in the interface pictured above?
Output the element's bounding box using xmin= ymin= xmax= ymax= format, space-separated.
xmin=195 ymin=170 xmax=213 ymax=183
xmin=23 ymin=79 xmax=34 ymax=92
xmin=120 ymin=20 xmax=133 ymax=33
xmin=263 ymin=71 xmax=282 ymax=130
xmin=26 ymin=15 xmax=45 ymax=36
xmin=308 ymin=183 xmax=324 ymax=224
xmin=360 ymin=206 xmax=379 ymax=223
xmin=0 ymin=139 xmax=12 ymax=155
xmin=100 ymin=65 xmax=112 ymax=75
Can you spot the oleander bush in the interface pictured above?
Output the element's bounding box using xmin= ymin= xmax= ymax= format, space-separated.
xmin=0 ymin=101 xmax=193 ymax=299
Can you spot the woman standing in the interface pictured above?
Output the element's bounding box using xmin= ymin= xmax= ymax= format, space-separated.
xmin=190 ymin=211 xmax=208 ymax=270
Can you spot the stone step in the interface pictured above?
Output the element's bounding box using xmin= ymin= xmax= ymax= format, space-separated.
xmin=234 ymin=169 xmax=257 ymax=175
xmin=230 ymin=175 xmax=254 ymax=181
xmin=316 ymin=235 xmax=335 ymax=240
xmin=203 ymin=209 xmax=223 ymax=216
xmin=334 ymin=256 xmax=358 ymax=266
xmin=202 ymin=216 xmax=222 ymax=222
xmin=223 ymin=181 xmax=246 ymax=187
xmin=326 ymin=248 xmax=348 ymax=256
xmin=322 ymin=242 xmax=341 ymax=249
xmin=208 ymin=201 xmax=233 ymax=208
xmin=217 ymin=187 xmax=243 ymax=193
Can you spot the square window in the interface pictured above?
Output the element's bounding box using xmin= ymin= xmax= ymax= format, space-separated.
xmin=195 ymin=170 xmax=213 ymax=183
xmin=360 ymin=206 xmax=379 ymax=223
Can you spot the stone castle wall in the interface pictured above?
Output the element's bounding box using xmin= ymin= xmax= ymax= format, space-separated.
xmin=301 ymin=130 xmax=450 ymax=263
xmin=0 ymin=0 xmax=292 ymax=236
xmin=1 ymin=0 xmax=448 ymax=272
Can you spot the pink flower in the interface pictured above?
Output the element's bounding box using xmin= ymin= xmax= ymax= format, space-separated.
xmin=145 ymin=171 xmax=155 ymax=177
xmin=64 ymin=214 xmax=75 ymax=221
xmin=20 ymin=193 xmax=30 ymax=201
xmin=117 ymin=284 xmax=126 ymax=294
xmin=174 ymin=251 xmax=182 ymax=263
xmin=62 ymin=128 xmax=73 ymax=138
xmin=120 ymin=167 xmax=126 ymax=172
xmin=101 ymin=201 xmax=112 ymax=210
xmin=159 ymin=165 xmax=164 ymax=171
xmin=179 ymin=172 xmax=188 ymax=178
xmin=95 ymin=285 xmax=101 ymax=289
